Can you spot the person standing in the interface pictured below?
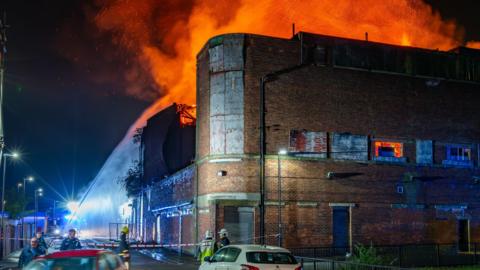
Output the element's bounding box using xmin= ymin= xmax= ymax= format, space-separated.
xmin=214 ymin=228 xmax=230 ymax=252
xmin=18 ymin=237 xmax=46 ymax=269
xmin=198 ymin=230 xmax=214 ymax=263
xmin=60 ymin=229 xmax=82 ymax=250
xmin=117 ymin=226 xmax=130 ymax=270
xmin=35 ymin=231 xmax=48 ymax=251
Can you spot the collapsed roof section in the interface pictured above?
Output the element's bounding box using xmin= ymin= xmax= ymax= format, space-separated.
xmin=141 ymin=103 xmax=196 ymax=185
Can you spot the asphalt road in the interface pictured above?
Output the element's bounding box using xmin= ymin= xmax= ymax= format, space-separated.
xmin=0 ymin=248 xmax=198 ymax=270
xmin=132 ymin=249 xmax=199 ymax=270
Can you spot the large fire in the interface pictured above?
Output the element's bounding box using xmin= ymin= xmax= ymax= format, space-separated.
xmin=92 ymin=0 xmax=477 ymax=131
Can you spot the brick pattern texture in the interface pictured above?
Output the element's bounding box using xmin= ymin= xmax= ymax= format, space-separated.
xmin=194 ymin=33 xmax=480 ymax=248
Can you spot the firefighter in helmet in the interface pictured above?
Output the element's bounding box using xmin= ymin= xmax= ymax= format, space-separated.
xmin=117 ymin=226 xmax=130 ymax=270
xmin=198 ymin=230 xmax=215 ymax=263
xmin=214 ymin=228 xmax=230 ymax=252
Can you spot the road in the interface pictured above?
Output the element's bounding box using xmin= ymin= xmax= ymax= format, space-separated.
xmin=131 ymin=249 xmax=199 ymax=270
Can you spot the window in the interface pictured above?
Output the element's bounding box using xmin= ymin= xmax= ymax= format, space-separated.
xmin=223 ymin=248 xmax=241 ymax=262
xmin=375 ymin=141 xmax=403 ymax=158
xmin=246 ymin=252 xmax=297 ymax=264
xmin=330 ymin=133 xmax=368 ymax=161
xmin=105 ymin=254 xmax=121 ymax=269
xmin=416 ymin=140 xmax=433 ymax=165
xmin=98 ymin=255 xmax=113 ymax=270
xmin=442 ymin=144 xmax=474 ymax=168
xmin=373 ymin=141 xmax=406 ymax=163
xmin=211 ymin=248 xmax=228 ymax=262
xmin=30 ymin=257 xmax=96 ymax=270
xmin=289 ymin=130 xmax=327 ymax=158
xmin=447 ymin=146 xmax=471 ymax=161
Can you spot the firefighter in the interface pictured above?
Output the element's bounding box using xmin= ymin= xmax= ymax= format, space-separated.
xmin=214 ymin=228 xmax=230 ymax=252
xmin=198 ymin=230 xmax=214 ymax=263
xmin=60 ymin=229 xmax=82 ymax=250
xmin=117 ymin=226 xmax=130 ymax=270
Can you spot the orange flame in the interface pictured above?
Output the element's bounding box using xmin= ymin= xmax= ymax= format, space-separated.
xmin=93 ymin=0 xmax=469 ymax=132
xmin=466 ymin=41 xmax=480 ymax=49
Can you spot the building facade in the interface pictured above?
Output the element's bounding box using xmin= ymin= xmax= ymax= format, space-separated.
xmin=195 ymin=32 xmax=480 ymax=249
xmin=132 ymin=104 xmax=196 ymax=250
xmin=135 ymin=32 xmax=480 ymax=251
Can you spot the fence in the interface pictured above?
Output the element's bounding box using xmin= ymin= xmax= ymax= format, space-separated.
xmin=298 ymin=257 xmax=408 ymax=270
xmin=291 ymin=243 xmax=480 ymax=268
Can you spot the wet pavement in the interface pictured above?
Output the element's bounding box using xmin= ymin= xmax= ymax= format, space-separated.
xmin=132 ymin=249 xmax=199 ymax=270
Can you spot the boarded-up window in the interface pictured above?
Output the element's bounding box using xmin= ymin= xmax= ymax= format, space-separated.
xmin=416 ymin=140 xmax=433 ymax=165
xmin=289 ymin=130 xmax=327 ymax=157
xmin=330 ymin=133 xmax=368 ymax=161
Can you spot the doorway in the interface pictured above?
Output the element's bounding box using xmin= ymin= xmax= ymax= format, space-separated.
xmin=458 ymin=219 xmax=470 ymax=252
xmin=223 ymin=206 xmax=254 ymax=244
xmin=332 ymin=206 xmax=350 ymax=249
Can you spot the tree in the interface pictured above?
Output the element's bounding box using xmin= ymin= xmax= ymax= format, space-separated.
xmin=4 ymin=187 xmax=29 ymax=219
xmin=119 ymin=161 xmax=142 ymax=198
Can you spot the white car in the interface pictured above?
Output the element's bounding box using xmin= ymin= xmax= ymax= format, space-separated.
xmin=199 ymin=244 xmax=302 ymax=270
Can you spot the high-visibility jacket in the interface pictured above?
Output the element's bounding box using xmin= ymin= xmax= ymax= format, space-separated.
xmin=198 ymin=238 xmax=214 ymax=263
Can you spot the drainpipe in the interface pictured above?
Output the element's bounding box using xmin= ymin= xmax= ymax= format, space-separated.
xmin=259 ymin=32 xmax=309 ymax=245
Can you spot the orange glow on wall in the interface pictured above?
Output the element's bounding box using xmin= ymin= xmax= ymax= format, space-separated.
xmin=91 ymin=0 xmax=477 ymax=134
xmin=374 ymin=141 xmax=403 ymax=158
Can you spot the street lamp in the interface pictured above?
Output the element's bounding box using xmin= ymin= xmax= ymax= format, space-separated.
xmin=23 ymin=176 xmax=34 ymax=196
xmin=17 ymin=182 xmax=22 ymax=193
xmin=34 ymin=188 xmax=43 ymax=235
xmin=21 ymin=176 xmax=34 ymax=246
xmin=277 ymin=149 xmax=288 ymax=247
xmin=1 ymin=151 xmax=19 ymax=256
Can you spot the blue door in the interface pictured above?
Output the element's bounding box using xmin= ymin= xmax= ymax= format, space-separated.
xmin=332 ymin=207 xmax=349 ymax=248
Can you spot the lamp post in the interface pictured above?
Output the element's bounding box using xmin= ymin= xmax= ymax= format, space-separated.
xmin=16 ymin=183 xmax=22 ymax=193
xmin=23 ymin=176 xmax=34 ymax=197
xmin=1 ymin=152 xmax=19 ymax=257
xmin=21 ymin=176 xmax=33 ymax=246
xmin=277 ymin=149 xmax=287 ymax=247
xmin=34 ymin=188 xmax=43 ymax=235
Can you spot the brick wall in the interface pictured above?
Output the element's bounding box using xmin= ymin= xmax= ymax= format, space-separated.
xmin=194 ymin=33 xmax=480 ymax=248
xmin=143 ymin=166 xmax=196 ymax=253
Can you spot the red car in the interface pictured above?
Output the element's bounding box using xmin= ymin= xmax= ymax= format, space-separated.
xmin=23 ymin=249 xmax=126 ymax=270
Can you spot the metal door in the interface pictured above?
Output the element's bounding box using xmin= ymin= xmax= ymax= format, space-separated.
xmin=458 ymin=219 xmax=470 ymax=252
xmin=332 ymin=207 xmax=349 ymax=248
xmin=224 ymin=206 xmax=254 ymax=244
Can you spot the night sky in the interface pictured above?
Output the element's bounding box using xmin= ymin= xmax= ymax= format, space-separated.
xmin=0 ymin=0 xmax=479 ymax=212
xmin=0 ymin=0 xmax=150 ymax=209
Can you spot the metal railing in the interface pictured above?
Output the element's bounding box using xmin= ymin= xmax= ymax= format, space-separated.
xmin=291 ymin=243 xmax=480 ymax=268
xmin=298 ymin=257 xmax=408 ymax=270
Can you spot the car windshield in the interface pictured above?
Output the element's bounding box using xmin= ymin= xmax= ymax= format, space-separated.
xmin=24 ymin=257 xmax=96 ymax=270
xmin=246 ymin=252 xmax=297 ymax=264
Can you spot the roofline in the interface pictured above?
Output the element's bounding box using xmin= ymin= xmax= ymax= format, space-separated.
xmin=197 ymin=31 xmax=480 ymax=59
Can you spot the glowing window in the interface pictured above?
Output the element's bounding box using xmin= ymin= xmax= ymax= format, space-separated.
xmin=446 ymin=145 xmax=471 ymax=161
xmin=374 ymin=142 xmax=403 ymax=158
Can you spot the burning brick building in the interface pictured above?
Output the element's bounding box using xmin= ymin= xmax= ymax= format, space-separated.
xmin=135 ymin=32 xmax=480 ymax=251
xmin=132 ymin=103 xmax=196 ymax=246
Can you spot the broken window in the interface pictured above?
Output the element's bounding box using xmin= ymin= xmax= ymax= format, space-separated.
xmin=373 ymin=141 xmax=406 ymax=163
xmin=447 ymin=145 xmax=471 ymax=161
xmin=442 ymin=144 xmax=474 ymax=168
xmin=374 ymin=141 xmax=403 ymax=158
xmin=289 ymin=130 xmax=327 ymax=158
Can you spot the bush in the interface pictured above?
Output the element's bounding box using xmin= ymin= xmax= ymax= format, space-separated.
xmin=351 ymin=243 xmax=383 ymax=265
